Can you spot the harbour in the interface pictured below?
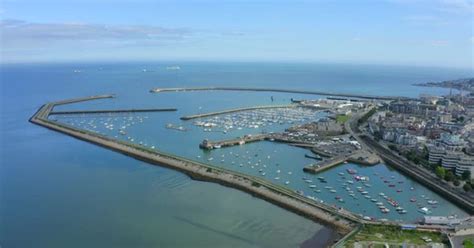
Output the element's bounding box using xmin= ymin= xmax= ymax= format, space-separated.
xmin=4 ymin=61 xmax=473 ymax=247
xmin=30 ymin=95 xmax=362 ymax=234
xmin=46 ymin=90 xmax=470 ymax=223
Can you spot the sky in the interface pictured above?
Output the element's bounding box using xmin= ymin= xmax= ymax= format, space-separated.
xmin=0 ymin=0 xmax=473 ymax=68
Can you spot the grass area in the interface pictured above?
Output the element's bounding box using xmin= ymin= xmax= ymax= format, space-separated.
xmin=344 ymin=225 xmax=447 ymax=247
xmin=336 ymin=114 xmax=350 ymax=123
xmin=464 ymin=239 xmax=474 ymax=248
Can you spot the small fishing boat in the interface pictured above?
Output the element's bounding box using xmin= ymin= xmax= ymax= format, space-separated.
xmin=381 ymin=208 xmax=390 ymax=213
xmin=347 ymin=168 xmax=357 ymax=174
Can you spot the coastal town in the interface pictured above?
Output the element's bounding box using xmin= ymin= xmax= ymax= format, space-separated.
xmin=30 ymin=79 xmax=474 ymax=248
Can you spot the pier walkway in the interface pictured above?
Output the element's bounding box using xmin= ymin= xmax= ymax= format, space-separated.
xmin=180 ymin=104 xmax=296 ymax=120
xmin=199 ymin=134 xmax=268 ymax=149
xmin=50 ymin=108 xmax=177 ymax=115
xmin=303 ymin=150 xmax=380 ymax=174
xmin=150 ymin=86 xmax=415 ymax=101
xmin=198 ymin=133 xmax=316 ymax=150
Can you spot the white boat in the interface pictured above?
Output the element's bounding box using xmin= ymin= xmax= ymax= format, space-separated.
xmin=418 ymin=207 xmax=431 ymax=214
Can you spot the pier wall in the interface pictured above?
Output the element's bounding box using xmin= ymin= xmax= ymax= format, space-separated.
xmin=180 ymin=104 xmax=296 ymax=120
xmin=150 ymin=87 xmax=414 ymax=101
xmin=50 ymin=108 xmax=177 ymax=115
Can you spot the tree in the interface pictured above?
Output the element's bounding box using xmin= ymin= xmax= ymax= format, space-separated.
xmin=463 ymin=183 xmax=472 ymax=192
xmin=462 ymin=171 xmax=471 ymax=181
xmin=453 ymin=180 xmax=461 ymax=186
xmin=435 ymin=166 xmax=446 ymax=179
xmin=444 ymin=171 xmax=455 ymax=182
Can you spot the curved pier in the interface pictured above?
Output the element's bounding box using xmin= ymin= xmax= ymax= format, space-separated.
xmin=150 ymin=86 xmax=414 ymax=101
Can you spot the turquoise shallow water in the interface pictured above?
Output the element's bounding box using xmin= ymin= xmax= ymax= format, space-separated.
xmin=1 ymin=62 xmax=472 ymax=247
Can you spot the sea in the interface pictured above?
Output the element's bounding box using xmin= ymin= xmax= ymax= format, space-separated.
xmin=1 ymin=61 xmax=473 ymax=248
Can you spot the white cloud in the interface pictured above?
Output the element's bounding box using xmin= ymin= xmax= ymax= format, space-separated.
xmin=437 ymin=0 xmax=474 ymax=13
xmin=0 ymin=19 xmax=191 ymax=48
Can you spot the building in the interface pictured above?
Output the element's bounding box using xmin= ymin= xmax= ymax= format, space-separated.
xmin=434 ymin=133 xmax=467 ymax=151
xmin=428 ymin=133 xmax=473 ymax=178
xmin=423 ymin=216 xmax=462 ymax=226
xmin=428 ymin=147 xmax=474 ymax=179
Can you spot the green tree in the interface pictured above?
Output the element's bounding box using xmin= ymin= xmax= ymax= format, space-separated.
xmin=453 ymin=180 xmax=461 ymax=186
xmin=444 ymin=171 xmax=455 ymax=182
xmin=435 ymin=166 xmax=446 ymax=179
xmin=463 ymin=183 xmax=472 ymax=192
xmin=462 ymin=171 xmax=471 ymax=181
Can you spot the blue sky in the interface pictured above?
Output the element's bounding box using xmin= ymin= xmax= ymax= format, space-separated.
xmin=0 ymin=0 xmax=473 ymax=68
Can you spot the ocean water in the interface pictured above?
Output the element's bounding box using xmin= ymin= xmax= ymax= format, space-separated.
xmin=1 ymin=62 xmax=472 ymax=247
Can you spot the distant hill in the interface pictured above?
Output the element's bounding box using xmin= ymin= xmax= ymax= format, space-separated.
xmin=413 ymin=78 xmax=474 ymax=93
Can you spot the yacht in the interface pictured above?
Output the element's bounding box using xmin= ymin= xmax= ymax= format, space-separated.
xmin=418 ymin=207 xmax=431 ymax=214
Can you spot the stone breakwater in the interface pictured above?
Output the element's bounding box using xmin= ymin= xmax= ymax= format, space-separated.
xmin=150 ymin=86 xmax=414 ymax=101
